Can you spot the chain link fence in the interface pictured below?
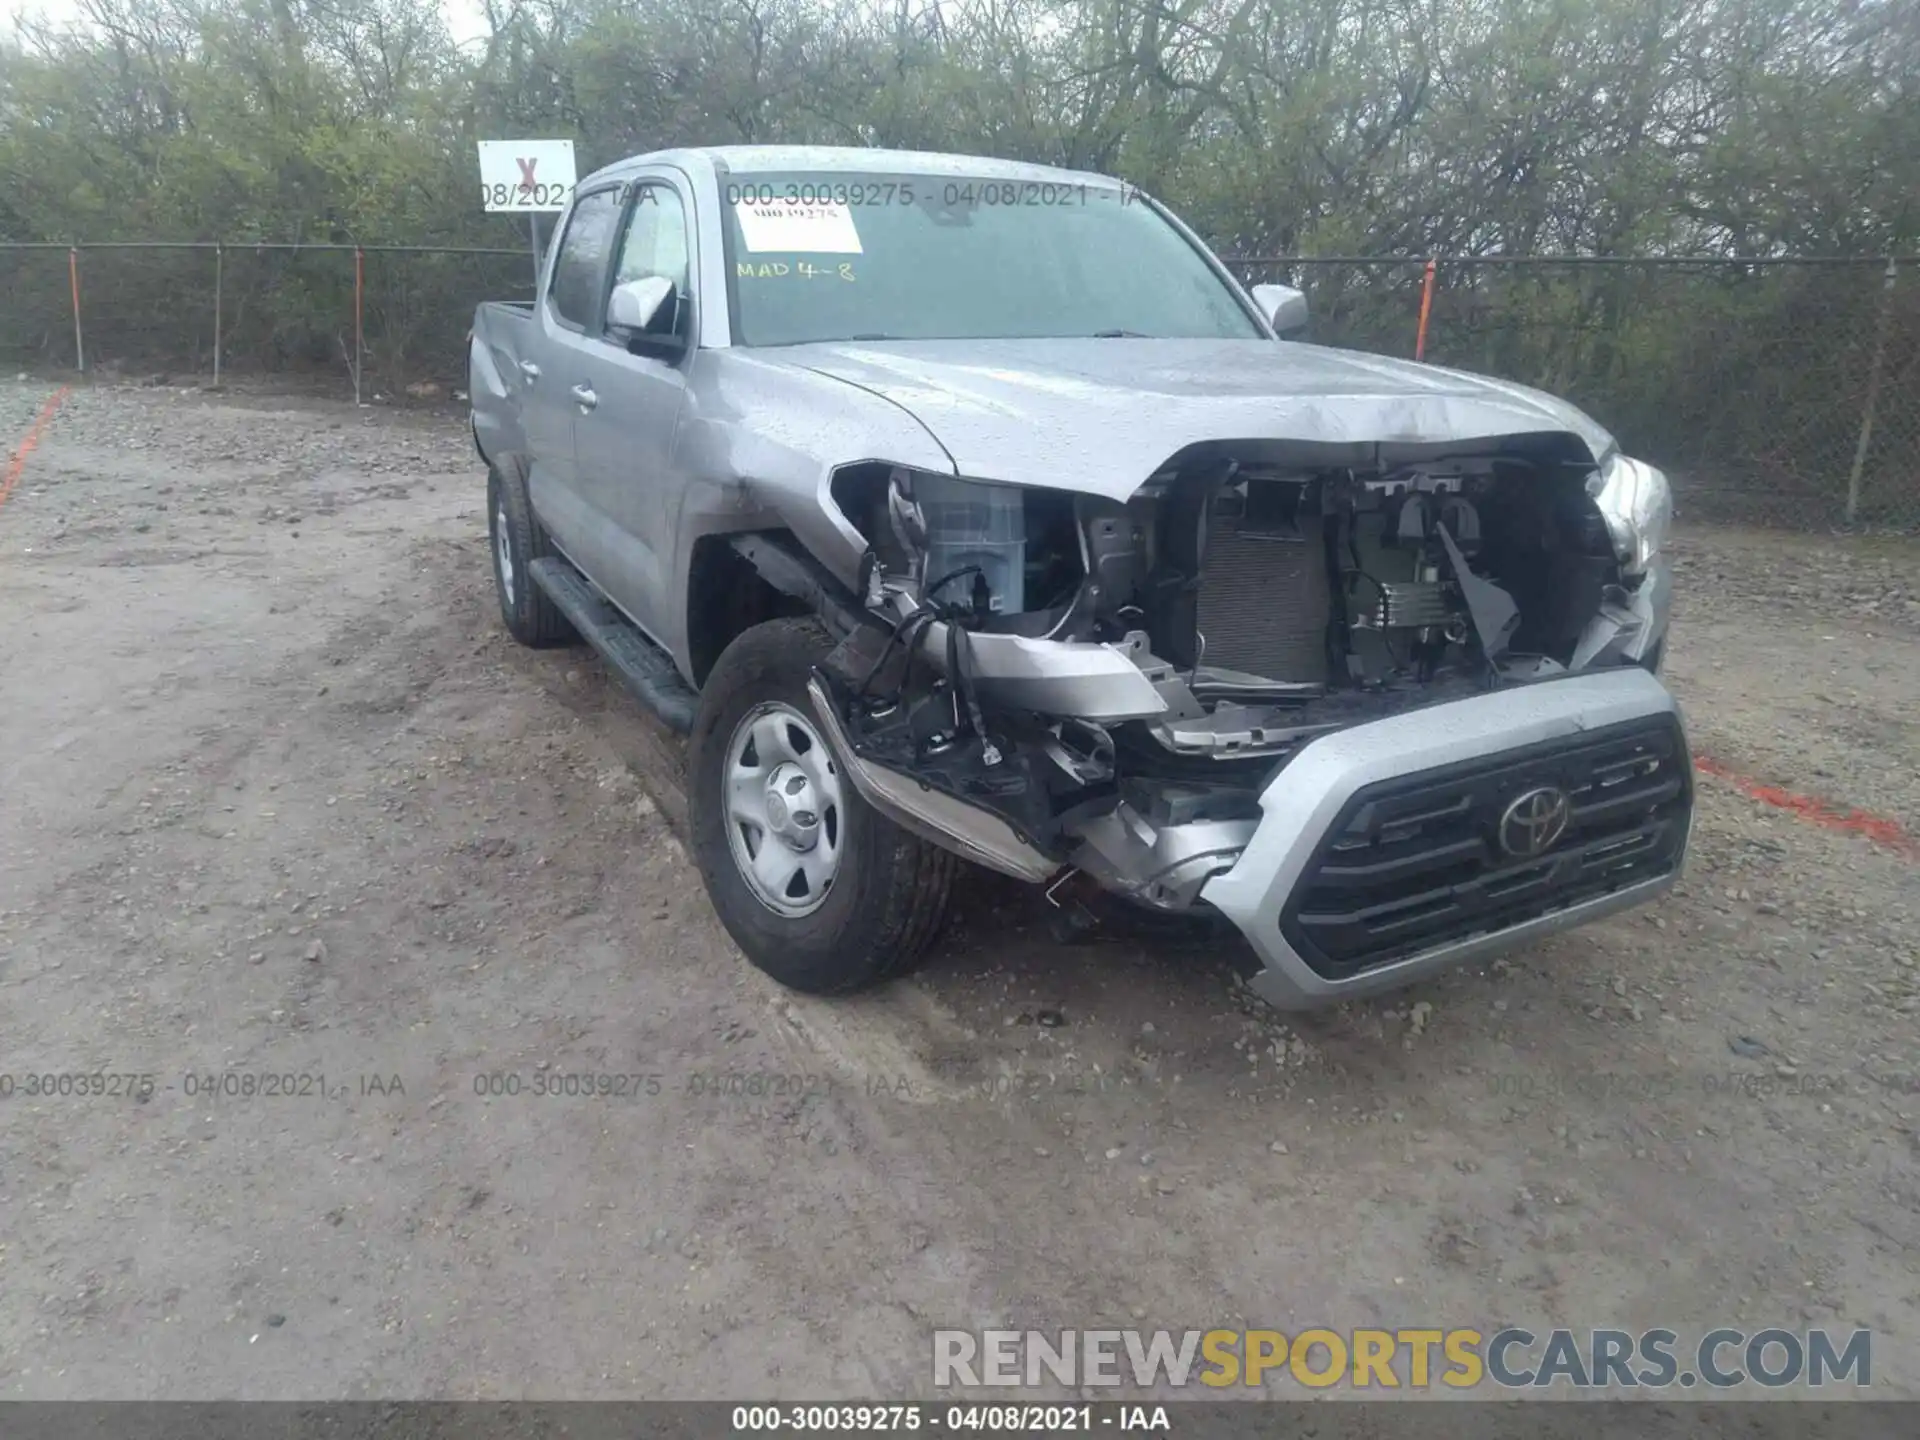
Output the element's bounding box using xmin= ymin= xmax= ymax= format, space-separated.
xmin=2 ymin=242 xmax=1913 ymax=528
xmin=0 ymin=242 xmax=536 ymax=402
xmin=1234 ymin=256 xmax=1917 ymax=529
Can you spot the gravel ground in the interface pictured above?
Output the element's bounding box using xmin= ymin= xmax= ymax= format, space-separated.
xmin=0 ymin=379 xmax=1915 ymax=1400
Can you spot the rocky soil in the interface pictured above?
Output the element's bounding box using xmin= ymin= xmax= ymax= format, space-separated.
xmin=0 ymin=379 xmax=1914 ymax=1401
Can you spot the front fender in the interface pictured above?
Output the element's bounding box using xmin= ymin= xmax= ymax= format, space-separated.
xmin=675 ymin=350 xmax=956 ymax=596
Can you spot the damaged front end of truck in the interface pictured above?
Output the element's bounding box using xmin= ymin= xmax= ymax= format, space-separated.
xmin=800 ymin=435 xmax=1692 ymax=1005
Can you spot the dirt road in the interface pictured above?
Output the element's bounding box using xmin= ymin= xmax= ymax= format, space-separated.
xmin=0 ymin=380 xmax=1914 ymax=1399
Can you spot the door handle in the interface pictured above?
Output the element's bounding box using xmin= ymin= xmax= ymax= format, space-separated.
xmin=517 ymin=359 xmax=541 ymax=381
xmin=571 ymin=383 xmax=598 ymax=412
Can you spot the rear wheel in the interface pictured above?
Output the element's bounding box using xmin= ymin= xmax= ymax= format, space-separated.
xmin=688 ymin=617 xmax=957 ymax=994
xmin=488 ymin=458 xmax=575 ymax=648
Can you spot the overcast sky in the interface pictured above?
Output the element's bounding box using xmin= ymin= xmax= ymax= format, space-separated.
xmin=4 ymin=0 xmax=494 ymax=46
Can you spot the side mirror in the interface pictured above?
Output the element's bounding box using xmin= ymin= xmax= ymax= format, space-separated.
xmin=607 ymin=275 xmax=674 ymax=332
xmin=1251 ymin=282 xmax=1310 ymax=338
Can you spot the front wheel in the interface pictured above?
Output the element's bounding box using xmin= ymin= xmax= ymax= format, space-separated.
xmin=687 ymin=618 xmax=958 ymax=994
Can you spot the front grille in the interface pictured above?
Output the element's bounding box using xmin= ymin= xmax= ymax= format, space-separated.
xmin=1194 ymin=520 xmax=1330 ymax=684
xmin=1281 ymin=712 xmax=1691 ymax=978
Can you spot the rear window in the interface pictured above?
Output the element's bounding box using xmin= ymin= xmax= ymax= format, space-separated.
xmin=548 ymin=188 xmax=621 ymax=328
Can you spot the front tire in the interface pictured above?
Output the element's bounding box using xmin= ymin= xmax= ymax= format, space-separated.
xmin=688 ymin=617 xmax=958 ymax=994
xmin=488 ymin=458 xmax=575 ymax=648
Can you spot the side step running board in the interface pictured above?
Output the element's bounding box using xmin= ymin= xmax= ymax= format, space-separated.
xmin=528 ymin=556 xmax=698 ymax=734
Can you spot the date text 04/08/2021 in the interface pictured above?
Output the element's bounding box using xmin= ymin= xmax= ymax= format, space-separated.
xmin=729 ymin=1406 xmax=1169 ymax=1432
xmin=0 ymin=1073 xmax=404 ymax=1101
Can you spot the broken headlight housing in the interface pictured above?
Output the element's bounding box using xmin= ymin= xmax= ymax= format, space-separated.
xmin=1589 ymin=453 xmax=1672 ymax=577
xmin=886 ymin=469 xmax=1029 ymax=614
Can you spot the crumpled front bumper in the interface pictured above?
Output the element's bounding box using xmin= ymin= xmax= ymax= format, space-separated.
xmin=1199 ymin=666 xmax=1692 ymax=1009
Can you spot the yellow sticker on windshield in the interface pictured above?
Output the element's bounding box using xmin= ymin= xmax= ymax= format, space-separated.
xmin=734 ymin=199 xmax=863 ymax=254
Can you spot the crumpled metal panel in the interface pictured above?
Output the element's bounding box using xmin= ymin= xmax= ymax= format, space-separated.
xmin=779 ymin=335 xmax=1616 ymax=497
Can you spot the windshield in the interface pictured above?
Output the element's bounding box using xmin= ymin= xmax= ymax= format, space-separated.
xmin=718 ymin=172 xmax=1263 ymax=345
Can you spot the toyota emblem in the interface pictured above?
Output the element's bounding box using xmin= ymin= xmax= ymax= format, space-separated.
xmin=1499 ymin=786 xmax=1571 ymax=857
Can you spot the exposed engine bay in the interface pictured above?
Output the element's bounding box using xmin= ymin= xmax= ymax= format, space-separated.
xmin=810 ymin=439 xmax=1670 ymax=911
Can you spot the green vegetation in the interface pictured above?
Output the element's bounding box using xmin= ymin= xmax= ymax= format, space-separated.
xmin=3 ymin=0 xmax=1911 ymax=255
xmin=2 ymin=0 xmax=1915 ymax=521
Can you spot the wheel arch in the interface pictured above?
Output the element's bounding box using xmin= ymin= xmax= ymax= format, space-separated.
xmin=685 ymin=531 xmax=865 ymax=689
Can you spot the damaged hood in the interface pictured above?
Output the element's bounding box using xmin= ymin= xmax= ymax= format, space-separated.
xmin=782 ymin=337 xmax=1615 ymax=496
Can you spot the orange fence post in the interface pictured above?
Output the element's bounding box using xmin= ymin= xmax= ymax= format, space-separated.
xmin=353 ymin=245 xmax=365 ymax=405
xmin=213 ymin=243 xmax=223 ymax=388
xmin=1414 ymin=256 xmax=1437 ymax=361
xmin=68 ymin=247 xmax=85 ymax=373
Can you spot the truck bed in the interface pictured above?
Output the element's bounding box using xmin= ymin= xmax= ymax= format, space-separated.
xmin=469 ymin=300 xmax=536 ymax=466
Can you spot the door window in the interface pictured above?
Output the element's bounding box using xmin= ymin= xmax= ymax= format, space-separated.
xmin=609 ymin=184 xmax=692 ymax=341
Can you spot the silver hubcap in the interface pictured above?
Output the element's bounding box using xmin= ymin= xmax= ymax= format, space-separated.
xmin=724 ymin=702 xmax=845 ymax=917
xmin=495 ymin=505 xmax=515 ymax=606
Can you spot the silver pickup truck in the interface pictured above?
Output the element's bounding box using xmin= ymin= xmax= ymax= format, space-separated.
xmin=468 ymin=144 xmax=1691 ymax=1008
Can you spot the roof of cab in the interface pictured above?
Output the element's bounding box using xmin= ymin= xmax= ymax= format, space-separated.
xmin=582 ymin=145 xmax=1127 ymax=192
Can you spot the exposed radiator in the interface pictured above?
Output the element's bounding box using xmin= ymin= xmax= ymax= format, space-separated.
xmin=1194 ymin=512 xmax=1331 ymax=684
